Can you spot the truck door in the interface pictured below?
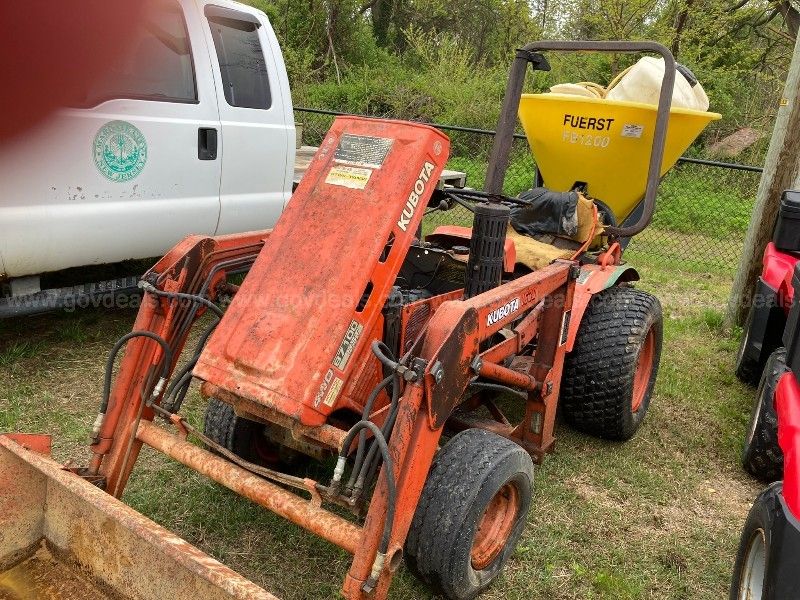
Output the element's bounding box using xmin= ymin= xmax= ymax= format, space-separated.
xmin=0 ymin=0 xmax=221 ymax=278
xmin=200 ymin=2 xmax=295 ymax=235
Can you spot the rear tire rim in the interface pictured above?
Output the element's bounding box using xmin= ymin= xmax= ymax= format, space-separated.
xmin=631 ymin=327 xmax=655 ymax=413
xmin=470 ymin=483 xmax=520 ymax=570
xmin=739 ymin=528 xmax=766 ymax=600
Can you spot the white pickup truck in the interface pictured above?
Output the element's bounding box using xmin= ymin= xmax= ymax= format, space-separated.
xmin=0 ymin=0 xmax=295 ymax=316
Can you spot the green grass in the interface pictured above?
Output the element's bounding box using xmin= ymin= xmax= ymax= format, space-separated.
xmin=0 ymin=259 xmax=761 ymax=599
xmin=650 ymin=167 xmax=758 ymax=241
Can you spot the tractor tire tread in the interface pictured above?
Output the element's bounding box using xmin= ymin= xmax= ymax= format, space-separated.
xmin=203 ymin=396 xmax=238 ymax=450
xmin=561 ymin=286 xmax=662 ymax=440
xmin=743 ymin=348 xmax=785 ymax=483
xmin=405 ymin=429 xmax=533 ymax=600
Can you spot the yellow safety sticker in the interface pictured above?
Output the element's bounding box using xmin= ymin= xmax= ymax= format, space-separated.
xmin=325 ymin=165 xmax=372 ymax=189
xmin=324 ymin=376 xmax=345 ymax=407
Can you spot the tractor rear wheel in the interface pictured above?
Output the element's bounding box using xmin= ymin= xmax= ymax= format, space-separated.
xmin=203 ymin=397 xmax=305 ymax=469
xmin=742 ymin=348 xmax=785 ymax=482
xmin=405 ymin=429 xmax=533 ymax=600
xmin=561 ymin=286 xmax=663 ymax=441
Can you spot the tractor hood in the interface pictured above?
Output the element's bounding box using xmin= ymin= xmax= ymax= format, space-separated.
xmin=193 ymin=117 xmax=450 ymax=426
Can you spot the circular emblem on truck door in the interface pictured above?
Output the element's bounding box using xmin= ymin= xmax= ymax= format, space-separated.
xmin=93 ymin=120 xmax=147 ymax=182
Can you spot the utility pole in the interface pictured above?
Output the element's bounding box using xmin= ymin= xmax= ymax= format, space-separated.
xmin=726 ymin=32 xmax=800 ymax=328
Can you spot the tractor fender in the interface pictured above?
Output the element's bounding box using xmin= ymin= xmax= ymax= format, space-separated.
xmin=763 ymin=242 xmax=800 ymax=311
xmin=565 ymin=264 xmax=640 ymax=352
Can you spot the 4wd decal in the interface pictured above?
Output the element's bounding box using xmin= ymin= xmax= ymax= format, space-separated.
xmin=397 ymin=161 xmax=435 ymax=232
xmin=333 ymin=320 xmax=363 ymax=370
xmin=487 ymin=298 xmax=520 ymax=327
xmin=314 ymin=368 xmax=336 ymax=407
xmin=323 ymin=376 xmax=344 ymax=407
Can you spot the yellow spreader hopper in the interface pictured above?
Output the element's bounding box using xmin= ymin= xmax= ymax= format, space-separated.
xmin=518 ymin=93 xmax=721 ymax=224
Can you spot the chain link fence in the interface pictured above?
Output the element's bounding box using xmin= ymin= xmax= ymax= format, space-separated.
xmin=296 ymin=107 xmax=762 ymax=274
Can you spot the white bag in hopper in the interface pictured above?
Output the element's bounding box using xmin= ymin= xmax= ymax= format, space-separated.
xmin=606 ymin=56 xmax=710 ymax=111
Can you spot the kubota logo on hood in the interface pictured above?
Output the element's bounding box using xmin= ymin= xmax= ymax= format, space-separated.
xmin=397 ymin=161 xmax=435 ymax=232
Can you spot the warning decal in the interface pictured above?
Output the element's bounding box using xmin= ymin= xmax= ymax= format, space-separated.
xmin=323 ymin=376 xmax=344 ymax=407
xmin=334 ymin=134 xmax=393 ymax=168
xmin=325 ymin=165 xmax=372 ymax=189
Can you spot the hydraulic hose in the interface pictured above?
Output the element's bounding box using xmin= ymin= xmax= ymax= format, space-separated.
xmin=352 ymin=373 xmax=401 ymax=497
xmin=161 ymin=317 xmax=220 ymax=413
xmin=334 ymin=420 xmax=397 ymax=590
xmin=346 ymin=374 xmax=395 ymax=491
xmin=94 ymin=330 xmax=172 ymax=441
xmin=139 ymin=281 xmax=223 ymax=317
xmin=372 ymin=341 xmax=400 ymax=371
xmin=100 ymin=331 xmax=172 ymax=414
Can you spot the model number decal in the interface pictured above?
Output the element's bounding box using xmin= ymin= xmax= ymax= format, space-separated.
xmin=487 ymin=298 xmax=520 ymax=327
xmin=333 ymin=320 xmax=363 ymax=370
xmin=397 ymin=161 xmax=435 ymax=232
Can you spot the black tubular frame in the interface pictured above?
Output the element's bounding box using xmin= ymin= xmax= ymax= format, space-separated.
xmin=485 ymin=40 xmax=677 ymax=239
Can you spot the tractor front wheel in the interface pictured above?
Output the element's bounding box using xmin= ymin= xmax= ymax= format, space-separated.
xmin=203 ymin=397 xmax=305 ymax=470
xmin=561 ymin=286 xmax=663 ymax=441
xmin=404 ymin=429 xmax=533 ymax=600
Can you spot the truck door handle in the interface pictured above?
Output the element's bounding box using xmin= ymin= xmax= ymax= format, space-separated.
xmin=198 ymin=128 xmax=218 ymax=160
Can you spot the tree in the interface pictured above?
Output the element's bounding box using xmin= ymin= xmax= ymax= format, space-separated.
xmin=726 ymin=31 xmax=800 ymax=328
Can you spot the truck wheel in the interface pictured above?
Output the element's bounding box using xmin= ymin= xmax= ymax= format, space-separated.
xmin=404 ymin=429 xmax=533 ymax=600
xmin=203 ymin=397 xmax=304 ymax=469
xmin=561 ymin=286 xmax=663 ymax=441
xmin=730 ymin=482 xmax=782 ymax=600
xmin=743 ymin=348 xmax=785 ymax=482
xmin=736 ymin=303 xmax=765 ymax=386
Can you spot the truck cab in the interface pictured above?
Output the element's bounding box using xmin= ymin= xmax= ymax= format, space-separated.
xmin=0 ymin=0 xmax=295 ymax=316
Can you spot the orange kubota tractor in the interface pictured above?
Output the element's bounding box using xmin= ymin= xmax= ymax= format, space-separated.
xmin=0 ymin=41 xmax=718 ymax=600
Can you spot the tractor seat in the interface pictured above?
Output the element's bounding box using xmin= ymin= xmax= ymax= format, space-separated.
xmin=508 ymin=188 xmax=602 ymax=269
xmin=427 ymin=189 xmax=603 ymax=271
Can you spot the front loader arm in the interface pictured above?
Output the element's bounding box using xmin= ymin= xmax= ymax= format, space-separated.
xmin=344 ymin=259 xmax=577 ymax=597
xmin=421 ymin=259 xmax=577 ymax=432
xmin=88 ymin=230 xmax=270 ymax=496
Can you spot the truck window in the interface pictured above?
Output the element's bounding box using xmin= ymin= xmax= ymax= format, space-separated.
xmin=83 ymin=1 xmax=197 ymax=105
xmin=206 ymin=10 xmax=271 ymax=110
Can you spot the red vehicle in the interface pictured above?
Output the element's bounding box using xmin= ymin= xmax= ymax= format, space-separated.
xmin=732 ymin=263 xmax=800 ymax=600
xmin=738 ymin=190 xmax=800 ymax=480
